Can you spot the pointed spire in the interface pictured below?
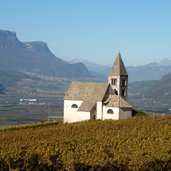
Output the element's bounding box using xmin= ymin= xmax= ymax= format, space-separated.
xmin=109 ymin=53 xmax=128 ymax=76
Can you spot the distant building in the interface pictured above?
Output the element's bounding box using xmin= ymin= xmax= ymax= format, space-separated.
xmin=64 ymin=53 xmax=132 ymax=123
xmin=19 ymin=99 xmax=37 ymax=105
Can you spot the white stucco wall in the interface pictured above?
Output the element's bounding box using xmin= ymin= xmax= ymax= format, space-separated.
xmin=96 ymin=101 xmax=102 ymax=119
xmin=102 ymin=106 xmax=120 ymax=120
xmin=64 ymin=100 xmax=90 ymax=123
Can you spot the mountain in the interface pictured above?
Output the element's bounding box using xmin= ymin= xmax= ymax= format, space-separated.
xmin=127 ymin=62 xmax=171 ymax=82
xmin=69 ymin=58 xmax=110 ymax=72
xmin=0 ymin=70 xmax=32 ymax=87
xmin=129 ymin=73 xmax=171 ymax=110
xmin=0 ymin=69 xmax=36 ymax=96
xmin=70 ymin=58 xmax=171 ymax=82
xmin=0 ymin=30 xmax=91 ymax=78
xmin=68 ymin=59 xmax=109 ymax=81
xmin=145 ymin=73 xmax=171 ymax=102
xmin=160 ymin=58 xmax=171 ymax=65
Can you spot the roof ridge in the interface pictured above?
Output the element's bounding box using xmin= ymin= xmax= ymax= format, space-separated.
xmin=104 ymin=94 xmax=132 ymax=108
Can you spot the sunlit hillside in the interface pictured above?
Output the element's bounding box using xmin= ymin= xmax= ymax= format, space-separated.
xmin=0 ymin=116 xmax=171 ymax=170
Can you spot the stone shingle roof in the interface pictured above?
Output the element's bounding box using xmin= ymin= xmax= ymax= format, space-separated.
xmin=64 ymin=82 xmax=109 ymax=112
xmin=104 ymin=95 xmax=132 ymax=108
xmin=109 ymin=53 xmax=128 ymax=76
xmin=78 ymin=101 xmax=94 ymax=112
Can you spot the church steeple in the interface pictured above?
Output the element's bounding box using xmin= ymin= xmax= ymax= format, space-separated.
xmin=109 ymin=52 xmax=128 ymax=76
xmin=108 ymin=53 xmax=128 ymax=100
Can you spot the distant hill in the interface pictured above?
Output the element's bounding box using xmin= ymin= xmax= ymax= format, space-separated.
xmin=70 ymin=58 xmax=171 ymax=82
xmin=69 ymin=58 xmax=109 ymax=73
xmin=0 ymin=69 xmax=34 ymax=95
xmin=104 ymin=62 xmax=171 ymax=82
xmin=68 ymin=59 xmax=108 ymax=81
xmin=0 ymin=30 xmax=91 ymax=78
xmin=129 ymin=73 xmax=171 ymax=109
xmin=127 ymin=62 xmax=171 ymax=82
xmin=0 ymin=70 xmax=32 ymax=87
xmin=145 ymin=73 xmax=171 ymax=103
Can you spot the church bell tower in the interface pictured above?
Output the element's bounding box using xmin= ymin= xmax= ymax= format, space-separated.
xmin=108 ymin=53 xmax=128 ymax=100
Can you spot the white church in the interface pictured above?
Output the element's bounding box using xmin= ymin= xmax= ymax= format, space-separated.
xmin=64 ymin=53 xmax=132 ymax=123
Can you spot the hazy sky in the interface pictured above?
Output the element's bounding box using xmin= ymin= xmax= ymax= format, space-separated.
xmin=0 ymin=0 xmax=171 ymax=66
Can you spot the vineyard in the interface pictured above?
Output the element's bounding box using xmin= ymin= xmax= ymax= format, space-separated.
xmin=0 ymin=116 xmax=171 ymax=170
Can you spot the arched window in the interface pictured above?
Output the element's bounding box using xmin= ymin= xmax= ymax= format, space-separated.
xmin=71 ymin=104 xmax=78 ymax=108
xmin=107 ymin=109 xmax=114 ymax=114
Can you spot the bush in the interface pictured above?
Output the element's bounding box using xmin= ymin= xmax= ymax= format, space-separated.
xmin=132 ymin=109 xmax=147 ymax=116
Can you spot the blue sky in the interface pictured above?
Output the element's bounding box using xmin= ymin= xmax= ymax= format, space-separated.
xmin=0 ymin=0 xmax=171 ymax=66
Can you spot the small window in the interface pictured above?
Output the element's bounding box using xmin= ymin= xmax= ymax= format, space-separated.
xmin=121 ymin=89 xmax=126 ymax=96
xmin=111 ymin=79 xmax=117 ymax=85
xmin=114 ymin=89 xmax=118 ymax=95
xmin=107 ymin=109 xmax=114 ymax=114
xmin=122 ymin=79 xmax=126 ymax=86
xmin=71 ymin=104 xmax=78 ymax=108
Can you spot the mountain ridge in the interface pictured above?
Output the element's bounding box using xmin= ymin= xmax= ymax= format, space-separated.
xmin=129 ymin=72 xmax=171 ymax=110
xmin=69 ymin=58 xmax=171 ymax=82
xmin=0 ymin=30 xmax=91 ymax=78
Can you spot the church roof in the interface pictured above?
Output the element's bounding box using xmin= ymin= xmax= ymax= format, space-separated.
xmin=78 ymin=101 xmax=95 ymax=112
xmin=64 ymin=82 xmax=109 ymax=112
xmin=109 ymin=53 xmax=128 ymax=76
xmin=104 ymin=95 xmax=132 ymax=108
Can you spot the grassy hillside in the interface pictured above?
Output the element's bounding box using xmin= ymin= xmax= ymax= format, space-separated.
xmin=0 ymin=117 xmax=171 ymax=170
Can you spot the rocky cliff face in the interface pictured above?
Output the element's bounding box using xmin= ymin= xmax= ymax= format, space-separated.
xmin=0 ymin=30 xmax=91 ymax=78
xmin=0 ymin=30 xmax=23 ymax=48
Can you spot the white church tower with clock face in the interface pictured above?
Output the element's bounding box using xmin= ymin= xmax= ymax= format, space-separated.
xmin=108 ymin=52 xmax=128 ymax=100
